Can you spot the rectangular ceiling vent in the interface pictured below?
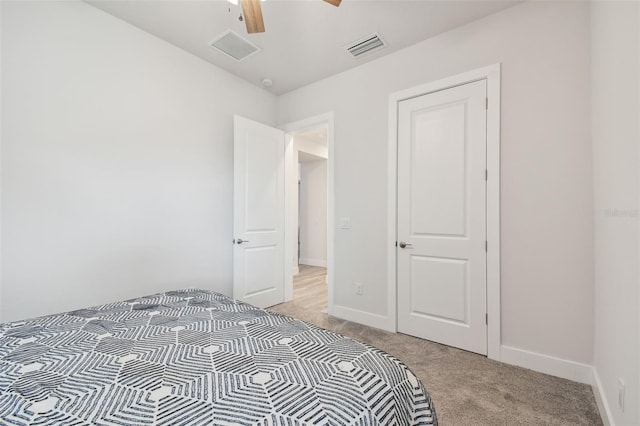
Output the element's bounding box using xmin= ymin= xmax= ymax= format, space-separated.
xmin=209 ymin=30 xmax=261 ymax=62
xmin=345 ymin=32 xmax=386 ymax=58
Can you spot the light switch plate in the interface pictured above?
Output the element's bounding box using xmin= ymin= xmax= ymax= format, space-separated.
xmin=339 ymin=217 xmax=351 ymax=229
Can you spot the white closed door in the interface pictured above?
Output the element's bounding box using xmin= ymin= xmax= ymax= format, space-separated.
xmin=397 ymin=80 xmax=487 ymax=355
xmin=233 ymin=115 xmax=285 ymax=308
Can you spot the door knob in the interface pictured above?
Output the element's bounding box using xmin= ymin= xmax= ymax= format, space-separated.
xmin=398 ymin=241 xmax=412 ymax=249
xmin=236 ymin=238 xmax=249 ymax=244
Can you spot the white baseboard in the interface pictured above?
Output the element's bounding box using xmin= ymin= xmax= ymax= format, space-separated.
xmin=299 ymin=258 xmax=327 ymax=268
xmin=592 ymin=368 xmax=615 ymax=426
xmin=292 ymin=266 xmax=299 ymax=275
xmin=500 ymin=345 xmax=593 ymax=384
xmin=332 ymin=305 xmax=394 ymax=332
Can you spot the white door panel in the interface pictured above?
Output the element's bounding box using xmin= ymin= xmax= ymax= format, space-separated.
xmin=397 ymin=80 xmax=487 ymax=355
xmin=233 ymin=116 xmax=285 ymax=308
xmin=410 ymin=256 xmax=468 ymax=323
xmin=410 ymin=101 xmax=467 ymax=237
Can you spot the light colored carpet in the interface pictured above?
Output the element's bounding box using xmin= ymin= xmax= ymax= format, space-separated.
xmin=269 ymin=266 xmax=602 ymax=425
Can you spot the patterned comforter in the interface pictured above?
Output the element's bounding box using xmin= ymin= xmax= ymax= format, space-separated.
xmin=0 ymin=289 xmax=437 ymax=425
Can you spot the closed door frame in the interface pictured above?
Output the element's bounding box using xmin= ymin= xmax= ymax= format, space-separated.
xmin=387 ymin=64 xmax=502 ymax=360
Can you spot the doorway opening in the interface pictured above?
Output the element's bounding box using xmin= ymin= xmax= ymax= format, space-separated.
xmin=281 ymin=113 xmax=334 ymax=316
xmin=292 ymin=127 xmax=328 ymax=312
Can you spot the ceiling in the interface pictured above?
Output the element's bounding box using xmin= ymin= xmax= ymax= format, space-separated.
xmin=295 ymin=125 xmax=327 ymax=162
xmin=87 ymin=0 xmax=517 ymax=95
xmin=298 ymin=151 xmax=325 ymax=163
xmin=294 ymin=126 xmax=327 ymax=145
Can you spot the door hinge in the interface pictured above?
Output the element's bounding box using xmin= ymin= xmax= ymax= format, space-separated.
xmin=485 ymin=169 xmax=488 ymax=181
xmin=485 ymin=97 xmax=488 ymax=109
xmin=485 ymin=313 xmax=488 ymax=325
xmin=485 ymin=240 xmax=488 ymax=252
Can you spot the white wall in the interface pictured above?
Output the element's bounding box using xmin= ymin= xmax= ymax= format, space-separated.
xmin=299 ymin=159 xmax=327 ymax=267
xmin=295 ymin=137 xmax=328 ymax=159
xmin=591 ymin=1 xmax=639 ymax=424
xmin=277 ymin=1 xmax=594 ymax=366
xmin=0 ymin=1 xmax=276 ymax=322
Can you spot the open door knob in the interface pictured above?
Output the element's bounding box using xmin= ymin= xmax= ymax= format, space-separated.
xmin=236 ymin=238 xmax=249 ymax=244
xmin=398 ymin=241 xmax=412 ymax=249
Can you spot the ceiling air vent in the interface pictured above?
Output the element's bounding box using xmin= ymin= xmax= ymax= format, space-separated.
xmin=209 ymin=30 xmax=261 ymax=62
xmin=345 ymin=32 xmax=386 ymax=58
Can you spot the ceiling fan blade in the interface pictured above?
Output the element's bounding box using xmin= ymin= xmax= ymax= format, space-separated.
xmin=323 ymin=0 xmax=342 ymax=6
xmin=240 ymin=0 xmax=265 ymax=34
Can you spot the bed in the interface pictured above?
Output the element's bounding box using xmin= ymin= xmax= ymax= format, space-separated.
xmin=0 ymin=289 xmax=437 ymax=425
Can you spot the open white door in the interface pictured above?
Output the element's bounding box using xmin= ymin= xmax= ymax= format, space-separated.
xmin=233 ymin=115 xmax=285 ymax=308
xmin=396 ymin=80 xmax=487 ymax=355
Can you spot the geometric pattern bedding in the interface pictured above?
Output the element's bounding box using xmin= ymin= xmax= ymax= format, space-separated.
xmin=0 ymin=289 xmax=437 ymax=425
